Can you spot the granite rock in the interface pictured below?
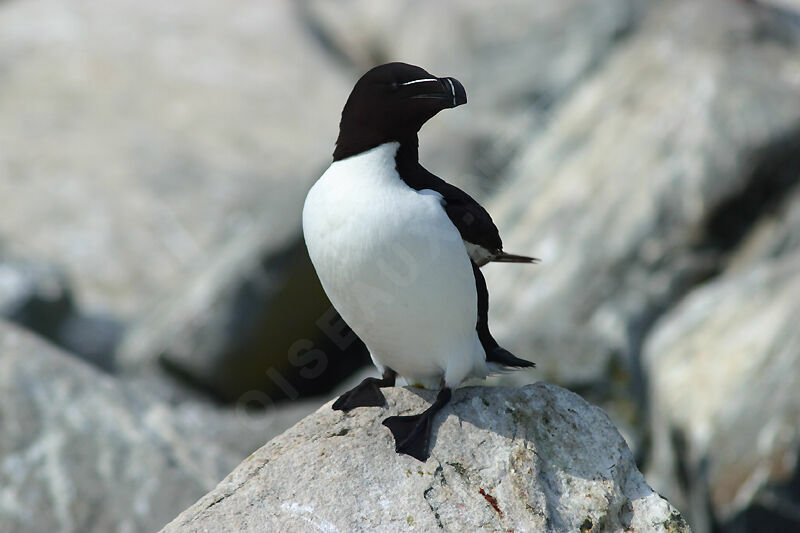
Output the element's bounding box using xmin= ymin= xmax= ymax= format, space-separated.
xmin=0 ymin=320 xmax=319 ymax=533
xmin=0 ymin=0 xmax=348 ymax=320
xmin=163 ymin=384 xmax=690 ymax=533
xmin=481 ymin=0 xmax=800 ymax=426
xmin=645 ymin=253 xmax=800 ymax=532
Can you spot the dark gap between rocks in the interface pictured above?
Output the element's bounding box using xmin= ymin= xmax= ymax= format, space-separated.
xmin=153 ymin=238 xmax=371 ymax=407
xmin=2 ymin=275 xmax=124 ymax=372
xmin=723 ymin=456 xmax=800 ymax=533
xmin=703 ymin=128 xmax=800 ymax=252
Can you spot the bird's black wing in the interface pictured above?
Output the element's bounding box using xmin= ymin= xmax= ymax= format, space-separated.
xmin=401 ymin=166 xmax=503 ymax=261
xmin=471 ymin=261 xmax=535 ymax=368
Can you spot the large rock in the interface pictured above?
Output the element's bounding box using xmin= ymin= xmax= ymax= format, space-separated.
xmin=644 ymin=251 xmax=800 ymax=532
xmin=482 ymin=0 xmax=800 ymax=417
xmin=0 ymin=320 xmax=318 ymax=533
xmin=0 ymin=0 xmax=348 ymax=320
xmin=163 ymin=384 xmax=689 ymax=532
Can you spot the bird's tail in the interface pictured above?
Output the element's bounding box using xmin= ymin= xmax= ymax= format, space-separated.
xmin=486 ymin=346 xmax=535 ymax=374
xmin=492 ymin=252 xmax=540 ymax=264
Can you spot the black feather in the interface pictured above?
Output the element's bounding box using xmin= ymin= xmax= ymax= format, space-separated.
xmin=486 ymin=346 xmax=536 ymax=368
xmin=491 ymin=252 xmax=540 ymax=264
xmin=470 ymin=261 xmax=535 ymax=368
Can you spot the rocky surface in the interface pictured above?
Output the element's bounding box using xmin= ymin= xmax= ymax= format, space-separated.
xmin=0 ymin=320 xmax=319 ymax=533
xmin=645 ymin=252 xmax=800 ymax=532
xmin=481 ymin=0 xmax=800 ymax=440
xmin=0 ymin=0 xmax=348 ymax=321
xmin=163 ymin=384 xmax=689 ymax=533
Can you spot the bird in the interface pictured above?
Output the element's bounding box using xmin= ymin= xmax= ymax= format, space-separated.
xmin=302 ymin=62 xmax=537 ymax=462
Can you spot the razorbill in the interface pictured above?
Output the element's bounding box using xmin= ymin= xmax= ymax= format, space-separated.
xmin=302 ymin=62 xmax=536 ymax=461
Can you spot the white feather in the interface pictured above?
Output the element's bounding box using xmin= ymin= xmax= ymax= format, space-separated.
xmin=417 ymin=189 xmax=444 ymax=203
xmin=302 ymin=142 xmax=488 ymax=388
xmin=463 ymin=241 xmax=493 ymax=267
xmin=399 ymin=78 xmax=438 ymax=86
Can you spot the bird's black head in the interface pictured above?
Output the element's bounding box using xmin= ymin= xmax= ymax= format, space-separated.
xmin=333 ymin=62 xmax=467 ymax=161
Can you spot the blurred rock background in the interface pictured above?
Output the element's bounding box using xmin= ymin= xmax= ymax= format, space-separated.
xmin=1 ymin=0 xmax=799 ymax=531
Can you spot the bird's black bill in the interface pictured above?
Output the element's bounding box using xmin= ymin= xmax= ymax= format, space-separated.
xmin=440 ymin=76 xmax=467 ymax=107
xmin=407 ymin=77 xmax=467 ymax=108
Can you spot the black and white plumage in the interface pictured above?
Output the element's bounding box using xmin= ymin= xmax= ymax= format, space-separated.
xmin=302 ymin=62 xmax=536 ymax=461
xmin=395 ymin=151 xmax=539 ymax=268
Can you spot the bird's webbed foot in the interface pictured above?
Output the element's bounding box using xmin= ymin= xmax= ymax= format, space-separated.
xmin=332 ymin=370 xmax=397 ymax=412
xmin=382 ymin=387 xmax=451 ymax=461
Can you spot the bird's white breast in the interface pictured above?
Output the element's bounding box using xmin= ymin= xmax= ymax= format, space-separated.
xmin=302 ymin=143 xmax=486 ymax=387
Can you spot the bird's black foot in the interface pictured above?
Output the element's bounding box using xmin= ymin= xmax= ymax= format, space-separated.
xmin=332 ymin=370 xmax=397 ymax=412
xmin=382 ymin=388 xmax=451 ymax=462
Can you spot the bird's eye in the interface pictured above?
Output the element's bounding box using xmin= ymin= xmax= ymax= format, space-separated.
xmin=389 ymin=81 xmax=399 ymax=91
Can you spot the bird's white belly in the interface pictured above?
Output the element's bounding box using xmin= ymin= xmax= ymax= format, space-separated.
xmin=302 ymin=143 xmax=485 ymax=386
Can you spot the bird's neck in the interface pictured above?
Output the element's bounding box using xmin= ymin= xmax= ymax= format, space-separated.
xmin=333 ymin=130 xmax=420 ymax=165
